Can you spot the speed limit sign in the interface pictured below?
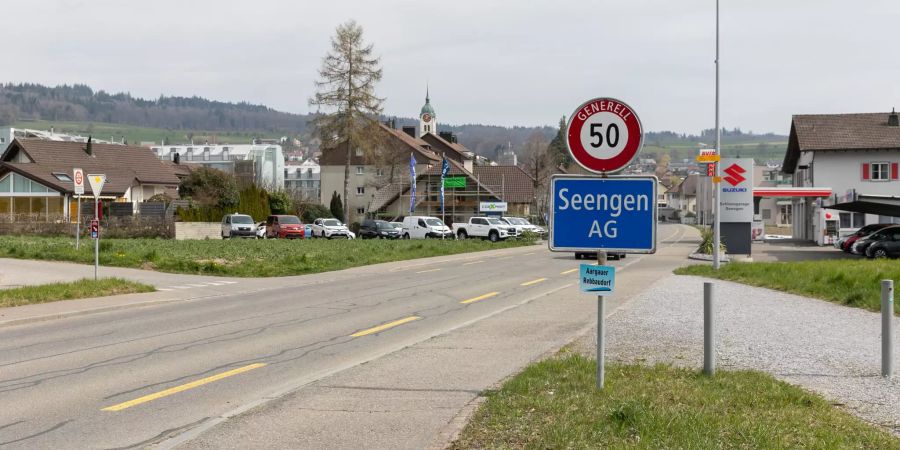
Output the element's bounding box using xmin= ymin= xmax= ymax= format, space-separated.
xmin=566 ymin=97 xmax=643 ymax=174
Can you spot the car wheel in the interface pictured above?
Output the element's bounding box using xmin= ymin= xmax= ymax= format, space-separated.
xmin=874 ymin=248 xmax=888 ymax=259
xmin=458 ymin=230 xmax=468 ymax=240
xmin=489 ymin=231 xmax=499 ymax=243
xmin=403 ymin=233 xmax=410 ymax=239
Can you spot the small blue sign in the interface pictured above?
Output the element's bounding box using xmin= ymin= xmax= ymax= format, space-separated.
xmin=580 ymin=264 xmax=615 ymax=294
xmin=549 ymin=175 xmax=657 ymax=253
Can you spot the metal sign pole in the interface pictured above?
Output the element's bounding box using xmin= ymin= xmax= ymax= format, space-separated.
xmin=94 ymin=195 xmax=99 ymax=280
xmin=883 ymin=280 xmax=894 ymax=378
xmin=596 ymin=250 xmax=607 ymax=389
xmin=76 ymin=195 xmax=81 ymax=250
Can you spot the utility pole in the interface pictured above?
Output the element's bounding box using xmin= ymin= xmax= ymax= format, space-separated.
xmin=713 ymin=0 xmax=722 ymax=270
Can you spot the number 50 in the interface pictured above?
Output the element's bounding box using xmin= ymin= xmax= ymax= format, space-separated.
xmin=589 ymin=123 xmax=620 ymax=148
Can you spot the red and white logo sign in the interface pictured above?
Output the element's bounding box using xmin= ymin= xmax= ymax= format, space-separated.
xmin=566 ymin=98 xmax=643 ymax=174
xmin=723 ymin=163 xmax=746 ymax=186
xmin=73 ymin=167 xmax=85 ymax=195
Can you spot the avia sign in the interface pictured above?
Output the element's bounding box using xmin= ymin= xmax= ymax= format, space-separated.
xmin=719 ymin=158 xmax=753 ymax=222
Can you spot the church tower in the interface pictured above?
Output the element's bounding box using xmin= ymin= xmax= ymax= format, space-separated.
xmin=419 ymin=87 xmax=436 ymax=137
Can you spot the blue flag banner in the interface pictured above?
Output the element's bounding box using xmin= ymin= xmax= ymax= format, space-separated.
xmin=440 ymin=158 xmax=450 ymax=213
xmin=409 ymin=153 xmax=417 ymax=213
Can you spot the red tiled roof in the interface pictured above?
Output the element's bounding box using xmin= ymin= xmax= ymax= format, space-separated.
xmin=319 ymin=124 xmax=440 ymax=166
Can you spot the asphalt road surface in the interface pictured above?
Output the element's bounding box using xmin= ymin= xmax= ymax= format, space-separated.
xmin=0 ymin=224 xmax=693 ymax=449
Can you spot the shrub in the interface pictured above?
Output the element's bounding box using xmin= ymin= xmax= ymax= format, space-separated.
xmin=329 ymin=191 xmax=345 ymax=222
xmin=178 ymin=167 xmax=239 ymax=209
xmin=237 ymin=185 xmax=271 ymax=221
xmin=146 ymin=193 xmax=173 ymax=205
xmin=268 ymin=190 xmax=292 ymax=215
xmin=698 ymin=226 xmax=726 ymax=254
xmin=297 ymin=203 xmax=332 ymax=223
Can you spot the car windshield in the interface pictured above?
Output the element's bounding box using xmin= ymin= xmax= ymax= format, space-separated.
xmin=487 ymin=218 xmax=503 ymax=225
xmin=425 ymin=218 xmax=444 ymax=226
xmin=232 ymin=215 xmax=253 ymax=224
xmin=508 ymin=218 xmax=528 ymax=225
xmin=324 ymin=219 xmax=342 ymax=227
xmin=390 ymin=222 xmax=403 ymax=228
xmin=279 ymin=216 xmax=301 ymax=224
xmin=376 ymin=222 xmax=394 ymax=229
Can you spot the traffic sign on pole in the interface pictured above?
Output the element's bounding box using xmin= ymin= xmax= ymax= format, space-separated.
xmin=73 ymin=168 xmax=85 ymax=195
xmin=566 ymin=98 xmax=643 ymax=174
xmin=87 ymin=174 xmax=106 ymax=196
xmin=549 ymin=175 xmax=657 ymax=254
xmin=90 ymin=219 xmax=99 ymax=239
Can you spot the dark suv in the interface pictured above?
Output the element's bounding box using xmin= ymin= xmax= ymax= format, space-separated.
xmin=359 ymin=219 xmax=401 ymax=239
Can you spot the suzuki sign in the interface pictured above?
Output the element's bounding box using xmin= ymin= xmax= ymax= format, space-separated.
xmin=719 ymin=158 xmax=754 ymax=222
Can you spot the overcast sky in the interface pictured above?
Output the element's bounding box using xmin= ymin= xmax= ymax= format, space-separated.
xmin=4 ymin=1 xmax=898 ymax=134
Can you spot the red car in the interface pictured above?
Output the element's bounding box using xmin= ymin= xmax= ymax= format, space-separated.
xmin=265 ymin=215 xmax=305 ymax=239
xmin=842 ymin=223 xmax=892 ymax=252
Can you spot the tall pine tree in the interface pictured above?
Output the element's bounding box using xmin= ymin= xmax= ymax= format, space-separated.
xmin=547 ymin=115 xmax=572 ymax=168
xmin=310 ymin=21 xmax=384 ymax=223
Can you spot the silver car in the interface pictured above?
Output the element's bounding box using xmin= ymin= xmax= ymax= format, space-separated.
xmin=221 ymin=214 xmax=257 ymax=239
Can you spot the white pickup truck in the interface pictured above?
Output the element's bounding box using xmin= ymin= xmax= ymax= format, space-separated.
xmin=453 ymin=216 xmax=518 ymax=242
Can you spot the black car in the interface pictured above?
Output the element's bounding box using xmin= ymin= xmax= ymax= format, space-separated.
xmin=852 ymin=225 xmax=900 ymax=256
xmin=575 ymin=252 xmax=625 ymax=261
xmin=865 ymin=227 xmax=900 ymax=259
xmin=359 ymin=219 xmax=401 ymax=239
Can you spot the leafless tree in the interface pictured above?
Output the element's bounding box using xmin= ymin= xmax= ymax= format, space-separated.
xmin=522 ymin=131 xmax=552 ymax=221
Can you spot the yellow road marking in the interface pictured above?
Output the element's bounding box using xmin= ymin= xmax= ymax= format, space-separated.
xmin=462 ymin=260 xmax=484 ymax=266
xmin=521 ymin=278 xmax=547 ymax=286
xmin=460 ymin=292 xmax=500 ymax=304
xmin=351 ymin=316 xmax=421 ymax=337
xmin=102 ymin=363 xmax=266 ymax=412
xmin=560 ymin=268 xmax=578 ymax=275
xmin=415 ymin=268 xmax=441 ymax=274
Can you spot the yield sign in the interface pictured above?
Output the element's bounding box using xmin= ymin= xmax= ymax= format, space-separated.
xmin=87 ymin=174 xmax=106 ymax=196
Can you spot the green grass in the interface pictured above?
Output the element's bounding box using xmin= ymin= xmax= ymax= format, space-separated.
xmin=0 ymin=278 xmax=154 ymax=308
xmin=451 ymin=354 xmax=900 ymax=449
xmin=12 ymin=120 xmax=285 ymax=146
xmin=675 ymin=260 xmax=899 ymax=313
xmin=0 ymin=236 xmax=536 ymax=277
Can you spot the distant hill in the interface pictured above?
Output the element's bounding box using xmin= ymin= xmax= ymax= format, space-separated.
xmin=0 ymin=82 xmax=787 ymax=163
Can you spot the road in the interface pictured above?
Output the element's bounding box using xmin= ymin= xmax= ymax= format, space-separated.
xmin=0 ymin=224 xmax=695 ymax=449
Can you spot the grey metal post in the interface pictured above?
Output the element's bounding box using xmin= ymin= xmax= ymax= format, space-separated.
xmin=75 ymin=195 xmax=81 ymax=250
xmin=704 ymin=282 xmax=715 ymax=375
xmin=884 ymin=280 xmax=894 ymax=378
xmin=597 ymin=250 xmax=608 ymax=389
xmin=712 ymin=0 xmax=722 ymax=271
xmin=94 ymin=196 xmax=99 ymax=281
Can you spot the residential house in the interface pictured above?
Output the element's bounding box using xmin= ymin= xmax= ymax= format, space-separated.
xmin=0 ymin=138 xmax=180 ymax=221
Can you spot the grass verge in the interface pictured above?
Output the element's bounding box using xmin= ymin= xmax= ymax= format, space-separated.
xmin=0 ymin=236 xmax=537 ymax=277
xmin=451 ymin=354 xmax=900 ymax=449
xmin=0 ymin=278 xmax=155 ymax=308
xmin=675 ymin=260 xmax=899 ymax=313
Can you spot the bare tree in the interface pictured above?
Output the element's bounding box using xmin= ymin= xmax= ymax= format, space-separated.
xmin=309 ymin=20 xmax=384 ymax=222
xmin=522 ymin=131 xmax=552 ymax=221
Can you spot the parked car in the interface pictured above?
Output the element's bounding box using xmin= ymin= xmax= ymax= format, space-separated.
xmin=265 ymin=214 xmax=305 ymax=239
xmin=221 ymin=213 xmax=257 ymax=239
xmin=574 ymin=251 xmax=625 ymax=261
xmin=310 ymin=218 xmax=351 ymax=239
xmin=401 ymin=216 xmax=452 ymax=239
xmin=500 ymin=216 xmax=546 ymax=237
xmin=256 ymin=222 xmax=267 ymax=239
xmin=389 ymin=221 xmax=404 ymax=233
xmin=359 ymin=219 xmax=401 ymax=239
xmin=453 ymin=216 xmax=516 ymax=242
xmin=865 ymin=227 xmax=900 ymax=258
xmin=852 ymin=225 xmax=900 ymax=255
xmin=841 ymin=223 xmax=893 ymax=252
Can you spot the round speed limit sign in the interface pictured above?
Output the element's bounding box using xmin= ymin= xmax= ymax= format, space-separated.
xmin=566 ymin=97 xmax=643 ymax=174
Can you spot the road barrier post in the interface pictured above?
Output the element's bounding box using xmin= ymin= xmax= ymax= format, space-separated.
xmin=884 ymin=280 xmax=894 ymax=378
xmin=597 ymin=251 xmax=607 ymax=389
xmin=704 ymin=282 xmax=715 ymax=376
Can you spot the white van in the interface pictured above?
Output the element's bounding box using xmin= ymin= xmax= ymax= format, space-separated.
xmin=401 ymin=216 xmax=452 ymax=239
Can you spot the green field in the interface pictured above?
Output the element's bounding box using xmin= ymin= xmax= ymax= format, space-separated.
xmin=676 ymin=260 xmax=899 ymax=313
xmin=0 ymin=236 xmax=536 ymax=277
xmin=451 ymin=354 xmax=900 ymax=449
xmin=12 ymin=120 xmax=285 ymax=146
xmin=0 ymin=278 xmax=154 ymax=308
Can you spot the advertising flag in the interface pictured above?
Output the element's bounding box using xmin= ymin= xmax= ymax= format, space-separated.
xmin=409 ymin=153 xmax=417 ymax=213
xmin=440 ymin=158 xmax=450 ymax=213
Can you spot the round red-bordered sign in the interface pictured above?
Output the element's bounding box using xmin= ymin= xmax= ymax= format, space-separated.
xmin=566 ymin=97 xmax=643 ymax=174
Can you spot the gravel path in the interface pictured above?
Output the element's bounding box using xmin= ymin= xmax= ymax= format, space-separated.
xmin=573 ymin=275 xmax=900 ymax=435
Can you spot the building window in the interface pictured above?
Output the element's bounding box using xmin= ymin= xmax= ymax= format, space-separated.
xmin=357 ymin=207 xmax=365 ymax=214
xmin=376 ymin=168 xmax=384 ymax=177
xmin=355 ymin=147 xmax=363 ymax=157
xmin=52 ymin=172 xmax=72 ymax=182
xmin=839 ymin=212 xmax=866 ymax=229
xmin=871 ymin=162 xmax=889 ymax=181
xmin=762 ymin=209 xmax=771 ymax=220
xmin=357 ymin=187 xmax=365 ymax=195
xmin=356 ymin=166 xmax=364 ymax=175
